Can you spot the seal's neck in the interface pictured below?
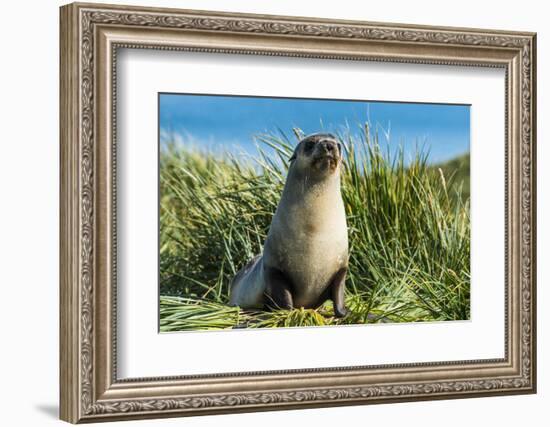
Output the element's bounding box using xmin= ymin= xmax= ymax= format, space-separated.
xmin=280 ymin=166 xmax=342 ymax=209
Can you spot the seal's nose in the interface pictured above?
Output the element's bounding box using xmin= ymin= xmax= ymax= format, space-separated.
xmin=320 ymin=140 xmax=337 ymax=154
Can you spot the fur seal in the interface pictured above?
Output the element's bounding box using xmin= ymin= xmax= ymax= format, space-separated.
xmin=229 ymin=133 xmax=349 ymax=317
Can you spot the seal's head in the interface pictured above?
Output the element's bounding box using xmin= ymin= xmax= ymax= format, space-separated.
xmin=289 ymin=133 xmax=343 ymax=176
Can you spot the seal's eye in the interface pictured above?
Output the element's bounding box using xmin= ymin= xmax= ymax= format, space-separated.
xmin=337 ymin=143 xmax=342 ymax=154
xmin=304 ymin=140 xmax=315 ymax=152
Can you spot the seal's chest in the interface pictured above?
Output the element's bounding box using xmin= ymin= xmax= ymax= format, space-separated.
xmin=265 ymin=194 xmax=348 ymax=305
xmin=277 ymin=231 xmax=347 ymax=292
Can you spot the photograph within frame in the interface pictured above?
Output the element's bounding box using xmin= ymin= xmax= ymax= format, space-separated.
xmin=158 ymin=93 xmax=472 ymax=333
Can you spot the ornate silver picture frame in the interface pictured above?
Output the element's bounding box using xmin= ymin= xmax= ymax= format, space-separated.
xmin=60 ymin=2 xmax=536 ymax=423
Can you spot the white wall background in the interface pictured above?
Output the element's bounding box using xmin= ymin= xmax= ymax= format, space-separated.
xmin=0 ymin=0 xmax=545 ymax=425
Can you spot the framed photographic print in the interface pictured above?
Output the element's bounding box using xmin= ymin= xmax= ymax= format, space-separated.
xmin=59 ymin=2 xmax=537 ymax=423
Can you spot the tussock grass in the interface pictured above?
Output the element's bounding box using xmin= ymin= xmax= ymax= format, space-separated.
xmin=159 ymin=125 xmax=470 ymax=331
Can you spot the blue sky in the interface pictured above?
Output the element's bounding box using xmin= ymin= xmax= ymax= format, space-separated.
xmin=159 ymin=93 xmax=470 ymax=164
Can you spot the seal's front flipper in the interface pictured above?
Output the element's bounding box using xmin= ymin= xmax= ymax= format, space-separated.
xmin=264 ymin=266 xmax=294 ymax=311
xmin=330 ymin=267 xmax=348 ymax=318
